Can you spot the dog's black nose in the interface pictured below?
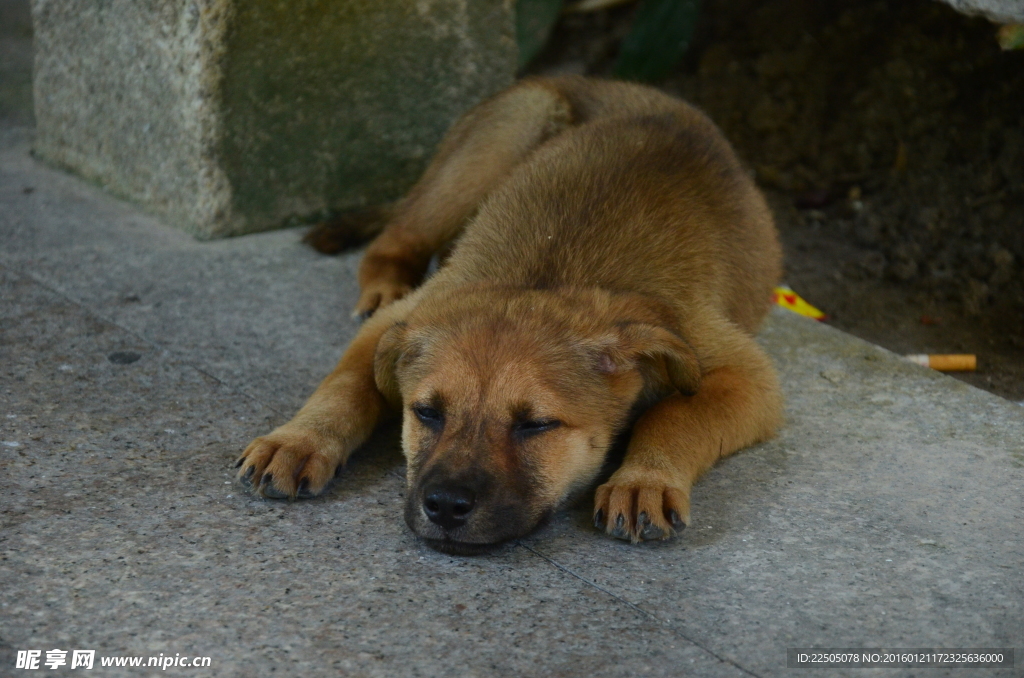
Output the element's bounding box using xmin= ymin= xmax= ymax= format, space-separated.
xmin=423 ymin=484 xmax=476 ymax=531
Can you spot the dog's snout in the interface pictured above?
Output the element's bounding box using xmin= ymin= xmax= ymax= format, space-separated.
xmin=423 ymin=483 xmax=476 ymax=530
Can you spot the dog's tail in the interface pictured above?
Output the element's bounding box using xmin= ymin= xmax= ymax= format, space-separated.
xmin=302 ymin=206 xmax=391 ymax=255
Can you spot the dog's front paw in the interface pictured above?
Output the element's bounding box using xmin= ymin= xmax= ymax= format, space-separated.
xmin=593 ymin=469 xmax=690 ymax=543
xmin=236 ymin=425 xmax=343 ymax=499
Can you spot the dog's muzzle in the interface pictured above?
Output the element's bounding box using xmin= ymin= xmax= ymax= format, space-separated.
xmin=404 ymin=469 xmax=535 ymax=555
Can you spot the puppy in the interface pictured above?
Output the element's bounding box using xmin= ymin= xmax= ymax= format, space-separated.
xmin=236 ymin=76 xmax=783 ymax=554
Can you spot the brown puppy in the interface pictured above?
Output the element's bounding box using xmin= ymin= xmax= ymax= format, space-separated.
xmin=236 ymin=76 xmax=783 ymax=554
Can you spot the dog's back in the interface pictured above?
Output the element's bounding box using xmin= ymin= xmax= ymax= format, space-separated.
xmin=438 ymin=77 xmax=781 ymax=334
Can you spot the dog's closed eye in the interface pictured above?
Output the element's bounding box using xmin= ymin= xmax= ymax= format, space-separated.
xmin=512 ymin=418 xmax=561 ymax=437
xmin=412 ymin=404 xmax=444 ymax=430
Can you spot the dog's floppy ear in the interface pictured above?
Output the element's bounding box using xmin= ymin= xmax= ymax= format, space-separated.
xmin=374 ymin=322 xmax=409 ymax=410
xmin=598 ymin=323 xmax=702 ymax=396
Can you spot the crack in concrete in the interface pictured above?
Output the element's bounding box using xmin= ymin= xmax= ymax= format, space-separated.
xmin=518 ymin=541 xmax=765 ymax=678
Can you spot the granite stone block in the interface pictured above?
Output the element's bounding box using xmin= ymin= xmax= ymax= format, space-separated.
xmin=30 ymin=0 xmax=516 ymax=239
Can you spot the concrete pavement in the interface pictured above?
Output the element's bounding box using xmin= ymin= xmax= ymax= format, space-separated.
xmin=2 ymin=125 xmax=1022 ymax=677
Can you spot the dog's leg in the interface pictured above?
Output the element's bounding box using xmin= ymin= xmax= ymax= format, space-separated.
xmin=236 ymin=294 xmax=418 ymax=499
xmin=355 ymin=80 xmax=572 ymax=317
xmin=594 ymin=333 xmax=783 ymax=542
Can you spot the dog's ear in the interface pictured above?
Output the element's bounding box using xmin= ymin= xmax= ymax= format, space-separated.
xmin=596 ymin=323 xmax=702 ymax=396
xmin=374 ymin=322 xmax=409 ymax=409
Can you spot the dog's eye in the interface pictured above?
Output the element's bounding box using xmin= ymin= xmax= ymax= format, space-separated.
xmin=513 ymin=419 xmax=561 ymax=437
xmin=412 ymin=405 xmax=443 ymax=429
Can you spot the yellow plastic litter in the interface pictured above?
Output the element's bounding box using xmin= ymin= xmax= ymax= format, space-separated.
xmin=773 ymin=285 xmax=826 ymax=320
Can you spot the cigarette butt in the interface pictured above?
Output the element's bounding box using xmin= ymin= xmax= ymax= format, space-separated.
xmin=904 ymin=354 xmax=976 ymax=372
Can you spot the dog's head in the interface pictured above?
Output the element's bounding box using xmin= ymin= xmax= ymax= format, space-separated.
xmin=374 ymin=286 xmax=700 ymax=554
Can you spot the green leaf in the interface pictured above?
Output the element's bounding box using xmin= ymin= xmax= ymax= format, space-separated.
xmin=614 ymin=0 xmax=701 ymax=82
xmin=516 ymin=0 xmax=566 ymax=69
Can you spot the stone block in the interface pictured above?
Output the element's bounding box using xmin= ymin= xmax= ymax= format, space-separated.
xmin=937 ymin=0 xmax=1024 ymax=23
xmin=30 ymin=0 xmax=516 ymax=238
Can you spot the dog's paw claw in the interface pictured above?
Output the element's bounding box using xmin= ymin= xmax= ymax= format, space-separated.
xmin=593 ymin=473 xmax=689 ymax=543
xmin=351 ymin=303 xmax=376 ymax=322
xmin=353 ymin=282 xmax=412 ymax=319
xmin=638 ymin=512 xmax=666 ymax=540
xmin=296 ymin=477 xmax=317 ymax=499
xmin=610 ymin=513 xmax=630 ymax=540
xmin=260 ymin=474 xmax=290 ymax=500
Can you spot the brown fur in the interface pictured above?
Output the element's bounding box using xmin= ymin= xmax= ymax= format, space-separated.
xmin=236 ymin=76 xmax=784 ymax=553
xmin=303 ymin=207 xmax=391 ymax=255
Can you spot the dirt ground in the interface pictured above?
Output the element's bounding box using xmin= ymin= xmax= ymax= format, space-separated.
xmin=529 ymin=0 xmax=1024 ymax=402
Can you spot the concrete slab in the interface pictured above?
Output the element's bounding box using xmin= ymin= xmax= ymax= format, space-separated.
xmin=0 ymin=267 xmax=744 ymax=678
xmin=2 ymin=128 xmax=1022 ymax=677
